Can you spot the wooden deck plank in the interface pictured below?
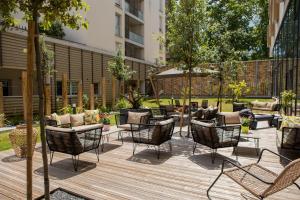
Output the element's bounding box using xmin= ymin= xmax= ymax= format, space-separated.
xmin=0 ymin=124 xmax=299 ymax=199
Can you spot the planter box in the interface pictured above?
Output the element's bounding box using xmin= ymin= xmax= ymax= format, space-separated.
xmin=35 ymin=188 xmax=93 ymax=200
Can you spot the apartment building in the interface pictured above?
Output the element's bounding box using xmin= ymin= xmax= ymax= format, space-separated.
xmin=0 ymin=0 xmax=166 ymax=116
xmin=64 ymin=0 xmax=166 ymax=64
xmin=268 ymin=0 xmax=300 ymax=112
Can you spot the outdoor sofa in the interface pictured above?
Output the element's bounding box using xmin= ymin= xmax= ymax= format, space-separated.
xmin=250 ymin=98 xmax=280 ymax=112
xmin=45 ymin=110 xmax=103 ymax=171
xmin=277 ymin=116 xmax=300 ymax=150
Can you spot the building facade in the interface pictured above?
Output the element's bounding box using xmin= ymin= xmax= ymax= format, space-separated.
xmin=268 ymin=0 xmax=300 ymax=113
xmin=0 ymin=0 xmax=166 ymax=116
xmin=64 ymin=0 xmax=166 ymax=64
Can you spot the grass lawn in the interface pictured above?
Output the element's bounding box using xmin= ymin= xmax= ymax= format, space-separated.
xmin=0 ymin=127 xmax=41 ymax=152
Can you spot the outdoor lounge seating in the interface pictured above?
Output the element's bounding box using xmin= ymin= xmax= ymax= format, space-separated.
xmin=190 ymin=120 xmax=241 ymax=163
xmin=277 ymin=116 xmax=300 ymax=150
xmin=115 ymin=111 xmax=151 ymax=143
xmin=250 ymin=98 xmax=280 ymax=112
xmin=207 ymin=149 xmax=300 ymax=200
xmin=130 ymin=118 xmax=175 ymax=159
xmin=193 ymin=107 xmax=219 ymax=121
xmin=45 ymin=124 xmax=103 ymax=171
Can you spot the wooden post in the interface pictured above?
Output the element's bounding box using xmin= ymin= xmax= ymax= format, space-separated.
xmin=121 ymin=80 xmax=125 ymax=95
xmin=62 ymin=73 xmax=68 ymax=108
xmin=102 ymin=77 xmax=106 ymax=107
xmin=0 ymin=82 xmax=3 ymax=114
xmin=26 ymin=20 xmax=35 ymax=200
xmin=112 ymin=77 xmax=116 ymax=107
xmin=22 ymin=71 xmax=28 ymax=121
xmin=45 ymin=84 xmax=51 ymax=115
xmin=89 ymin=84 xmax=95 ymax=110
xmin=77 ymin=81 xmax=83 ymax=110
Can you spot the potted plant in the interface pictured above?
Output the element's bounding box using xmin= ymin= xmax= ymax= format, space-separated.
xmin=241 ymin=117 xmax=251 ymax=134
xmin=281 ymin=90 xmax=296 ymax=115
xmin=99 ymin=113 xmax=111 ymax=131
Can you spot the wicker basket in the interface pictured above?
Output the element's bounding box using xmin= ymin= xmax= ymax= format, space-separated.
xmin=9 ymin=125 xmax=38 ymax=158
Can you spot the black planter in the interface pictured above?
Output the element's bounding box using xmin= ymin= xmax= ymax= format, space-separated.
xmin=35 ymin=188 xmax=93 ymax=200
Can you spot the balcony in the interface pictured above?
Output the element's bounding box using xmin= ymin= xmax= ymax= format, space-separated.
xmin=115 ymin=0 xmax=122 ymax=7
xmin=126 ymin=31 xmax=144 ymax=45
xmin=125 ymin=1 xmax=144 ymax=21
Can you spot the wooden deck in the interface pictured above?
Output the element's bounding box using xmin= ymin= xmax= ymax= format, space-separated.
xmin=0 ymin=123 xmax=299 ymax=200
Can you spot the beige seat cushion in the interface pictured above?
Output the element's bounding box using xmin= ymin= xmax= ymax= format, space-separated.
xmin=118 ymin=124 xmax=139 ymax=131
xmin=46 ymin=126 xmax=74 ymax=133
xmin=58 ymin=114 xmax=71 ymax=126
xmin=220 ymin=112 xmax=241 ymax=124
xmin=127 ymin=112 xmax=149 ymax=124
xmin=191 ymin=120 xmax=214 ymax=127
xmin=70 ymin=113 xmax=85 ymax=127
xmin=72 ymin=124 xmax=103 ymax=132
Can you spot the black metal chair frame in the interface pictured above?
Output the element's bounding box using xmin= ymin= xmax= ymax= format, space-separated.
xmin=130 ymin=121 xmax=175 ymax=159
xmin=46 ymin=126 xmax=102 ymax=171
xmin=115 ymin=113 xmax=151 ymax=144
xmin=191 ymin=120 xmax=241 ymax=163
xmin=279 ymin=127 xmax=300 ymax=150
xmin=207 ymin=148 xmax=300 ymax=200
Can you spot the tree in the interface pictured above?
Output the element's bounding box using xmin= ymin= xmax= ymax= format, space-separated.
xmin=0 ymin=1 xmax=89 ymax=199
xmin=108 ymin=48 xmax=135 ymax=98
xmin=39 ymin=20 xmax=65 ymax=39
xmin=167 ymin=0 xmax=213 ymax=136
xmin=207 ymin=0 xmax=269 ymax=61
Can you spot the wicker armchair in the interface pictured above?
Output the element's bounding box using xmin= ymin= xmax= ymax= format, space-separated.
xmin=46 ymin=124 xmax=103 ymax=171
xmin=130 ymin=118 xmax=175 ymax=159
xmin=207 ymin=149 xmax=300 ymax=200
xmin=115 ymin=111 xmax=151 ymax=143
xmin=190 ymin=120 xmax=241 ymax=163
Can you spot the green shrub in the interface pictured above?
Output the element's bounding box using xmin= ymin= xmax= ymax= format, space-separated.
xmin=115 ymin=97 xmax=130 ymax=110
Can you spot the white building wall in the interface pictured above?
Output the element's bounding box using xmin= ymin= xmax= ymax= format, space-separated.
xmin=64 ymin=0 xmax=116 ymax=53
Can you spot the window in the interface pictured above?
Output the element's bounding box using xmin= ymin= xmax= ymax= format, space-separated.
xmin=56 ymin=81 xmax=62 ymax=96
xmin=160 ymin=0 xmax=164 ymax=12
xmin=159 ymin=16 xmax=163 ymax=32
xmin=115 ymin=14 xmax=121 ymax=37
xmin=69 ymin=81 xmax=78 ymax=95
xmin=94 ymin=83 xmax=100 ymax=96
xmin=0 ymin=80 xmax=10 ymax=96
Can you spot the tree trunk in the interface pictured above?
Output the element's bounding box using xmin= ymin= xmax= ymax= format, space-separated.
xmin=149 ymin=76 xmax=160 ymax=106
xmin=187 ymin=67 xmax=192 ymax=137
xmin=179 ymin=73 xmax=188 ymax=136
xmin=33 ymin=15 xmax=50 ymax=199
xmin=26 ymin=20 xmax=35 ymax=200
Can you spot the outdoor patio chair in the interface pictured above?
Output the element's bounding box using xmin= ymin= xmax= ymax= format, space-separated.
xmin=45 ymin=124 xmax=103 ymax=171
xmin=201 ymin=99 xmax=209 ymax=109
xmin=149 ymin=107 xmax=168 ymax=123
xmin=190 ymin=120 xmax=241 ymax=163
xmin=207 ymin=149 xmax=300 ymax=200
xmin=175 ymin=99 xmax=181 ymax=107
xmin=130 ymin=118 xmax=175 ymax=159
xmin=115 ymin=111 xmax=151 ymax=143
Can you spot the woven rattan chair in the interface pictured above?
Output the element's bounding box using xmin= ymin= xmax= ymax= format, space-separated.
xmin=207 ymin=149 xmax=300 ymax=200
xmin=130 ymin=118 xmax=175 ymax=159
xmin=191 ymin=120 xmax=241 ymax=163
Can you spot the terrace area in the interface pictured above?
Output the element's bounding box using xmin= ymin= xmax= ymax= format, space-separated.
xmin=0 ymin=123 xmax=299 ymax=199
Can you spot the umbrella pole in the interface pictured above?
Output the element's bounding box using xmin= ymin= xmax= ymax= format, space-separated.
xmin=187 ymin=68 xmax=192 ymax=138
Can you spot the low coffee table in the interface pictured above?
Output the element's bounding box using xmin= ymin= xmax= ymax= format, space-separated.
xmin=239 ymin=131 xmax=260 ymax=155
xmin=101 ymin=126 xmax=124 ymax=151
xmin=250 ymin=114 xmax=274 ymax=130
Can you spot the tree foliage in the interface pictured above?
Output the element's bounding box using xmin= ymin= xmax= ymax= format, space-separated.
xmin=207 ymin=0 xmax=269 ymax=61
xmin=39 ymin=20 xmax=65 ymax=39
xmin=0 ymin=0 xmax=89 ymax=30
xmin=108 ymin=49 xmax=135 ymax=82
xmin=167 ymin=0 xmax=214 ymax=71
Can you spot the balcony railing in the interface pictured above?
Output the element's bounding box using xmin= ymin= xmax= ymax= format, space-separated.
xmin=125 ymin=1 xmax=144 ymax=21
xmin=126 ymin=31 xmax=144 ymax=45
xmin=115 ymin=0 xmax=122 ymax=7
